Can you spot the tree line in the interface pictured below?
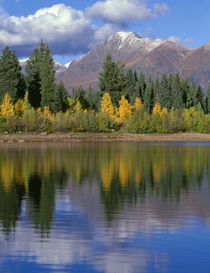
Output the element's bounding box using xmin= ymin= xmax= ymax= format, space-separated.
xmin=0 ymin=44 xmax=209 ymax=133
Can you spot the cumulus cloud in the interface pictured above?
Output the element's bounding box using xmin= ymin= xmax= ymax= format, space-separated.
xmin=86 ymin=0 xmax=153 ymax=25
xmin=0 ymin=4 xmax=95 ymax=56
xmin=0 ymin=1 xmax=170 ymax=57
xmin=168 ymin=36 xmax=194 ymax=47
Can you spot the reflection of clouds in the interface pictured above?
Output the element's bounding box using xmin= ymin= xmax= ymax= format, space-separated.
xmin=0 ymin=194 xmax=171 ymax=273
xmin=94 ymin=248 xmax=150 ymax=273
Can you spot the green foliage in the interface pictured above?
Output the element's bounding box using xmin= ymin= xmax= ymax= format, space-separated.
xmin=0 ymin=46 xmax=25 ymax=102
xmin=25 ymin=47 xmax=42 ymax=108
xmin=40 ymin=43 xmax=56 ymax=111
xmin=99 ymin=52 xmax=126 ymax=106
xmin=159 ymin=73 xmax=172 ymax=109
xmin=53 ymin=81 xmax=69 ymax=113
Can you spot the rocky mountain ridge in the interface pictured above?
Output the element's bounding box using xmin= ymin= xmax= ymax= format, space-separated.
xmin=20 ymin=32 xmax=210 ymax=92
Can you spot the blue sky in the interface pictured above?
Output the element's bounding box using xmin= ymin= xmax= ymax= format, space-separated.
xmin=0 ymin=0 xmax=209 ymax=64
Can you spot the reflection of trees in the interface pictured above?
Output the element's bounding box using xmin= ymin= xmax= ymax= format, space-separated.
xmin=0 ymin=147 xmax=69 ymax=235
xmin=0 ymin=143 xmax=209 ymax=232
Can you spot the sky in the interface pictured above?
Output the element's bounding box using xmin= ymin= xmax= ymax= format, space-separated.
xmin=0 ymin=0 xmax=209 ymax=64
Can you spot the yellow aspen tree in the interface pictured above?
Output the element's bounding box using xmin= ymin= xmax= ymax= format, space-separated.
xmin=0 ymin=93 xmax=14 ymax=118
xmin=160 ymin=107 xmax=168 ymax=118
xmin=133 ymin=97 xmax=142 ymax=111
xmin=66 ymin=97 xmax=77 ymax=114
xmin=118 ymin=95 xmax=132 ymax=121
xmin=23 ymin=91 xmax=31 ymax=110
xmin=43 ymin=106 xmax=54 ymax=121
xmin=15 ymin=99 xmax=25 ymax=116
xmin=74 ymin=101 xmax=83 ymax=113
xmin=101 ymin=92 xmax=115 ymax=118
xmin=152 ymin=102 xmax=161 ymax=116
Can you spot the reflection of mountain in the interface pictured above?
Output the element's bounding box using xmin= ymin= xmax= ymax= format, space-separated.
xmin=0 ymin=143 xmax=209 ymax=235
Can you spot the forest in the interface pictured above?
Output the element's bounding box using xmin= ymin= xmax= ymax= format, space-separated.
xmin=0 ymin=42 xmax=210 ymax=133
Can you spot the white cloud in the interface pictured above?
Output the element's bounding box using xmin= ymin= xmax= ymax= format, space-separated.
xmin=86 ymin=0 xmax=153 ymax=24
xmin=0 ymin=1 xmax=170 ymax=57
xmin=168 ymin=36 xmax=194 ymax=47
xmin=0 ymin=4 xmax=95 ymax=56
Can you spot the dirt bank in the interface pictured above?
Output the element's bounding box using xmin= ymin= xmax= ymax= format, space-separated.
xmin=0 ymin=133 xmax=209 ymax=143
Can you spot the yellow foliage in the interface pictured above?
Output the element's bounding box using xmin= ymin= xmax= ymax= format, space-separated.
xmin=133 ymin=97 xmax=142 ymax=111
xmin=160 ymin=107 xmax=168 ymax=118
xmin=118 ymin=95 xmax=133 ymax=121
xmin=0 ymin=93 xmax=14 ymax=118
xmin=15 ymin=99 xmax=25 ymax=116
xmin=43 ymin=106 xmax=54 ymax=121
xmin=74 ymin=101 xmax=83 ymax=113
xmin=153 ymin=103 xmax=161 ymax=116
xmin=101 ymin=93 xmax=115 ymax=117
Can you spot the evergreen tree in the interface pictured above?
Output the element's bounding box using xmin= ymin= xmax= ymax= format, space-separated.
xmin=158 ymin=73 xmax=172 ymax=109
xmin=85 ymin=85 xmax=96 ymax=110
xmin=196 ymin=85 xmax=205 ymax=111
xmin=99 ymin=52 xmax=126 ymax=106
xmin=171 ymin=74 xmax=184 ymax=109
xmin=25 ymin=47 xmax=42 ymax=108
xmin=181 ymin=78 xmax=192 ymax=108
xmin=53 ymin=81 xmax=68 ymax=112
xmin=153 ymin=77 xmax=160 ymax=103
xmin=124 ymin=69 xmax=137 ymax=102
xmin=0 ymin=46 xmax=25 ymax=102
xmin=40 ymin=44 xmax=56 ymax=111
xmin=134 ymin=72 xmax=146 ymax=102
xmin=144 ymin=76 xmax=154 ymax=113
xmin=72 ymin=87 xmax=89 ymax=109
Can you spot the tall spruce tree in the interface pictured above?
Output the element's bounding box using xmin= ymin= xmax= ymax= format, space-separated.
xmin=0 ymin=46 xmax=25 ymax=102
xmin=53 ymin=81 xmax=68 ymax=112
xmin=144 ymin=76 xmax=154 ymax=113
xmin=135 ymin=72 xmax=146 ymax=102
xmin=25 ymin=47 xmax=42 ymax=108
xmin=124 ymin=69 xmax=137 ymax=102
xmin=171 ymin=74 xmax=184 ymax=109
xmin=99 ymin=52 xmax=125 ymax=106
xmin=158 ymin=73 xmax=172 ymax=109
xmin=40 ymin=44 xmax=56 ymax=111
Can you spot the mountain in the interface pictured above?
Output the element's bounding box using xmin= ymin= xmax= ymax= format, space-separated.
xmin=57 ymin=32 xmax=210 ymax=92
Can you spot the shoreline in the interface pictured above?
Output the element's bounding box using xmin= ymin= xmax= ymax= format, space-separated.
xmin=0 ymin=132 xmax=210 ymax=143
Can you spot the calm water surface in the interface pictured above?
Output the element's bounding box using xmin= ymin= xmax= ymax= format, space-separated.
xmin=0 ymin=142 xmax=210 ymax=273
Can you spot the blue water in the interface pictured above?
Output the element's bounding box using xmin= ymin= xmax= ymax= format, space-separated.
xmin=0 ymin=143 xmax=210 ymax=273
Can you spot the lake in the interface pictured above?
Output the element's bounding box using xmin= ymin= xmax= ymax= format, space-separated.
xmin=0 ymin=142 xmax=210 ymax=273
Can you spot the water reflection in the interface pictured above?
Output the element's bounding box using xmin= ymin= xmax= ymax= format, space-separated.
xmin=0 ymin=143 xmax=210 ymax=273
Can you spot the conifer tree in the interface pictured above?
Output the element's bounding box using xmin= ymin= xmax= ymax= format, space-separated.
xmin=195 ymin=85 xmax=205 ymax=111
xmin=144 ymin=76 xmax=154 ymax=113
xmin=158 ymin=73 xmax=172 ymax=109
xmin=25 ymin=47 xmax=42 ymax=108
xmin=171 ymin=74 xmax=184 ymax=109
xmin=40 ymin=44 xmax=56 ymax=111
xmin=125 ymin=69 xmax=137 ymax=102
xmin=0 ymin=46 xmax=25 ymax=102
xmin=134 ymin=72 xmax=146 ymax=102
xmin=99 ymin=52 xmax=125 ymax=106
xmin=53 ymin=81 xmax=69 ymax=112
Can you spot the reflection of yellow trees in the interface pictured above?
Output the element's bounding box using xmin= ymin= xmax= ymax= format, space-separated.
xmin=1 ymin=161 xmax=14 ymax=192
xmin=0 ymin=144 xmax=209 ymax=198
xmin=119 ymin=157 xmax=132 ymax=189
xmin=101 ymin=159 xmax=115 ymax=191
